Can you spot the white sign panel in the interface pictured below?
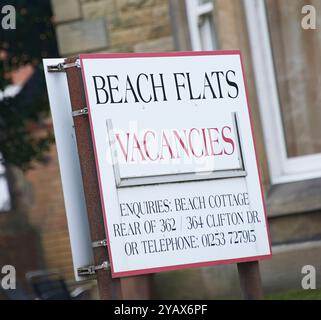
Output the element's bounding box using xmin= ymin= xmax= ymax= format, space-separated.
xmin=80 ymin=51 xmax=272 ymax=277
xmin=43 ymin=58 xmax=94 ymax=281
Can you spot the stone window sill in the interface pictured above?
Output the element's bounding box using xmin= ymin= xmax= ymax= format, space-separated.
xmin=266 ymin=177 xmax=321 ymax=217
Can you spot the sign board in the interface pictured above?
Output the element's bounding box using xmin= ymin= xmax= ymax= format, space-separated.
xmin=80 ymin=51 xmax=272 ymax=278
xmin=43 ymin=58 xmax=94 ymax=281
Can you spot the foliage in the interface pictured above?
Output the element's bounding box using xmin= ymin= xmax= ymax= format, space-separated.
xmin=0 ymin=0 xmax=58 ymax=169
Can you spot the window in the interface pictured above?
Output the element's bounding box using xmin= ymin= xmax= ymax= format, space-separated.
xmin=0 ymin=157 xmax=10 ymax=212
xmin=185 ymin=0 xmax=217 ymax=51
xmin=244 ymin=0 xmax=321 ymax=184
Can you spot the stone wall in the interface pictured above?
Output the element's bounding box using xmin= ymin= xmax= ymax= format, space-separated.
xmin=51 ymin=0 xmax=174 ymax=55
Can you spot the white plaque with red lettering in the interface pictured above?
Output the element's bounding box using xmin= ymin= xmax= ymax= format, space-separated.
xmin=80 ymin=51 xmax=271 ymax=277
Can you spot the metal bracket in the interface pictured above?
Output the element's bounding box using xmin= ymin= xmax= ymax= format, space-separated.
xmin=77 ymin=261 xmax=110 ymax=277
xmin=92 ymin=239 xmax=108 ymax=248
xmin=47 ymin=59 xmax=81 ymax=72
xmin=72 ymin=107 xmax=88 ymax=117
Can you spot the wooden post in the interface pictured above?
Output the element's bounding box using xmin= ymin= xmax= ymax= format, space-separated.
xmin=64 ymin=56 xmax=122 ymax=300
xmin=237 ymin=261 xmax=264 ymax=300
xmin=121 ymin=275 xmax=155 ymax=300
xmin=64 ymin=56 xmax=154 ymax=300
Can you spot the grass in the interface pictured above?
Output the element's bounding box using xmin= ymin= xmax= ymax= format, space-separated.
xmin=267 ymin=289 xmax=321 ymax=300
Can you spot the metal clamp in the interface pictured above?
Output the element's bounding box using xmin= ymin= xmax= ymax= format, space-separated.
xmin=92 ymin=239 xmax=108 ymax=248
xmin=77 ymin=261 xmax=110 ymax=277
xmin=72 ymin=107 xmax=88 ymax=117
xmin=47 ymin=59 xmax=81 ymax=72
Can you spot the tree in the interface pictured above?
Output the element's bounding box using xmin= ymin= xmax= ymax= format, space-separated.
xmin=0 ymin=0 xmax=58 ymax=170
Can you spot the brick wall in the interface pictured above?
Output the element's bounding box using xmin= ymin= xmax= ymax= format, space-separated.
xmin=26 ymin=146 xmax=74 ymax=281
xmin=0 ymin=166 xmax=45 ymax=294
xmin=0 ymin=231 xmax=43 ymax=294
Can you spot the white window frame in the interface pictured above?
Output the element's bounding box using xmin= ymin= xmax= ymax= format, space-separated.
xmin=0 ymin=159 xmax=11 ymax=212
xmin=185 ymin=0 xmax=217 ymax=51
xmin=244 ymin=0 xmax=321 ymax=184
xmin=0 ymin=85 xmax=20 ymax=212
